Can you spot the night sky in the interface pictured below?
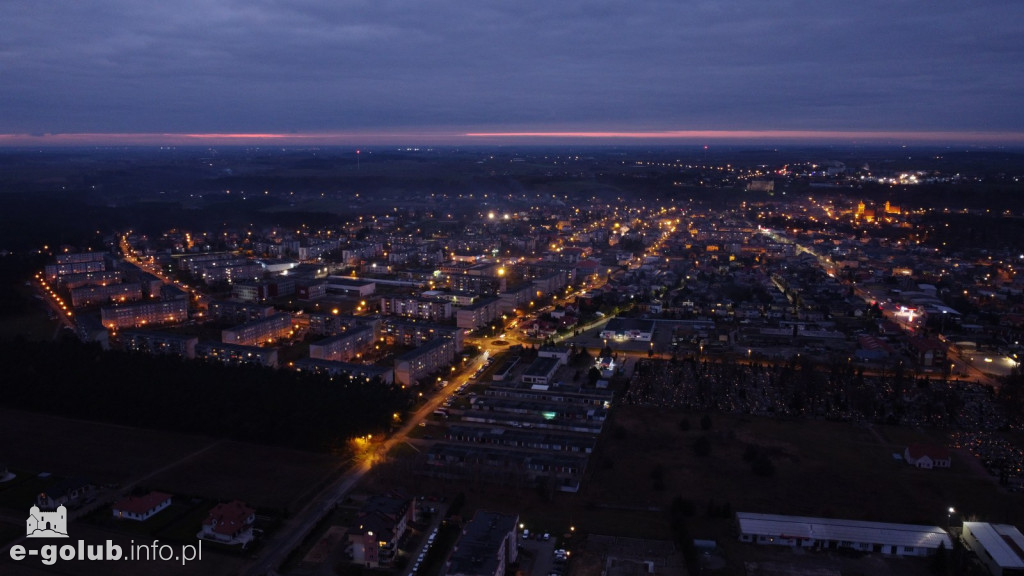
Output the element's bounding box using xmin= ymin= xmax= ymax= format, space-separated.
xmin=2 ymin=0 xmax=1023 ymax=145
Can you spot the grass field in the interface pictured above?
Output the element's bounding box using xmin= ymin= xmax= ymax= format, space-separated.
xmin=145 ymin=440 xmax=342 ymax=513
xmin=0 ymin=409 xmax=345 ymax=515
xmin=0 ymin=408 xmax=211 ymax=488
xmin=588 ymin=407 xmax=1024 ymax=529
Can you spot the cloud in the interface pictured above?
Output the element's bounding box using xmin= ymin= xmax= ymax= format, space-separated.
xmin=1 ymin=0 xmax=1022 ymax=137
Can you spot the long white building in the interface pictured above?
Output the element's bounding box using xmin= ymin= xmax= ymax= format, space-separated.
xmin=736 ymin=512 xmax=951 ymax=557
xmin=962 ymin=522 xmax=1024 ymax=576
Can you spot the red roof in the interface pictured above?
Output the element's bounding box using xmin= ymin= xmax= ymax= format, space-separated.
xmin=575 ymin=260 xmax=599 ymax=270
xmin=113 ymin=492 xmax=172 ymax=515
xmin=204 ymin=500 xmax=255 ymax=535
xmin=907 ymin=444 xmax=950 ymax=461
xmin=908 ymin=336 xmax=946 ymax=353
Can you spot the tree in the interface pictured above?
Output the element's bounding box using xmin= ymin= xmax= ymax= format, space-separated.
xmin=692 ymin=435 xmax=711 ymax=457
xmin=700 ymin=414 xmax=713 ymax=431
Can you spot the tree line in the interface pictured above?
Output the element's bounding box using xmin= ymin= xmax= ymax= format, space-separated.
xmin=0 ymin=337 xmax=411 ymax=452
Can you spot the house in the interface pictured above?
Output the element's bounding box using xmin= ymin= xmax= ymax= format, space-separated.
xmin=907 ymin=336 xmax=947 ymax=367
xmin=112 ymin=492 xmax=172 ymax=522
xmin=36 ymin=477 xmax=94 ymax=509
xmin=904 ymin=444 xmax=952 ymax=469
xmin=198 ymin=500 xmax=255 ymax=547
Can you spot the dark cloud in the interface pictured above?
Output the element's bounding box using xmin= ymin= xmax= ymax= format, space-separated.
xmin=1 ymin=0 xmax=1022 ymax=138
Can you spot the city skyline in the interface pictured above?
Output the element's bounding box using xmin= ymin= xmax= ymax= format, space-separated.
xmin=3 ymin=1 xmax=1024 ymax=146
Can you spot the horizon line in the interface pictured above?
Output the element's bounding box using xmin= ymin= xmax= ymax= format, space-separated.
xmin=1 ymin=129 xmax=1023 ymax=147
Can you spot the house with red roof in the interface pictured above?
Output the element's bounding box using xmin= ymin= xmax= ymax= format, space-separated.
xmin=906 ymin=336 xmax=948 ymax=367
xmin=112 ymin=491 xmax=172 ymax=521
xmin=904 ymin=444 xmax=951 ymax=469
xmin=198 ymin=500 xmax=255 ymax=546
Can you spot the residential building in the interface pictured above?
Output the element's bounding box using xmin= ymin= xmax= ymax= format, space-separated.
xmin=395 ymin=338 xmax=458 ymax=386
xmin=113 ymin=492 xmax=172 ymax=522
xmin=309 ymin=326 xmax=376 ymax=362
xmin=196 ymin=342 xmax=279 ymax=368
xmin=380 ymin=295 xmax=452 ymax=321
xmin=207 ymin=300 xmax=276 ymax=323
xmin=348 ymin=493 xmax=415 ymax=568
xmin=904 ymin=445 xmax=952 ymax=469
xmin=293 ymin=358 xmax=394 ymax=384
xmin=443 ymin=511 xmax=519 ymax=576
xmin=199 ymin=500 xmax=255 ymax=547
xmin=222 ymin=313 xmax=293 ymax=346
xmin=456 ymin=297 xmax=500 ymax=330
xmin=119 ymin=330 xmax=198 ymax=359
xmin=100 ymin=299 xmax=189 ymax=330
xmin=70 ymin=282 xmax=143 ymax=307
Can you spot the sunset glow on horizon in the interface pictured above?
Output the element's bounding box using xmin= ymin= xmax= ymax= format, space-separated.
xmin=1 ymin=129 xmax=1023 ymax=147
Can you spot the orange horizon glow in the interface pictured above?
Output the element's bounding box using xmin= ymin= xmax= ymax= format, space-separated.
xmin=0 ymin=129 xmax=1023 ymax=146
xmin=464 ymin=129 xmax=1024 ymax=143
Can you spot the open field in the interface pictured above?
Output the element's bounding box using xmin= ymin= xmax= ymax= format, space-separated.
xmin=146 ymin=441 xmax=343 ymax=512
xmin=0 ymin=408 xmax=212 ymax=489
xmin=589 ymin=407 xmax=1024 ymax=527
xmin=0 ymin=408 xmax=344 ymax=518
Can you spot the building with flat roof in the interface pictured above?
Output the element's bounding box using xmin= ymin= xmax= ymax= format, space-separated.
xmin=70 ymin=282 xmax=143 ymax=307
xmin=380 ymin=295 xmax=452 ymax=321
xmin=208 ymin=300 xmax=275 ymax=323
xmin=293 ymin=358 xmax=394 ymax=384
xmin=962 ymin=522 xmax=1024 ymax=576
xmin=325 ymin=277 xmax=377 ymax=297
xmin=309 ymin=326 xmax=376 ymax=362
xmin=456 ymin=296 xmax=500 ymax=330
xmin=600 ymin=318 xmax=655 ymax=342
xmin=443 ymin=511 xmax=519 ymax=576
xmin=395 ymin=338 xmax=458 ymax=386
xmin=522 ymin=357 xmax=560 ymax=385
xmin=736 ymin=512 xmax=951 ymax=557
xmin=196 ymin=342 xmax=279 ymax=368
xmin=119 ymin=330 xmax=198 ymax=359
xmin=222 ymin=313 xmax=293 ymax=346
xmin=101 ymin=298 xmax=189 ymax=329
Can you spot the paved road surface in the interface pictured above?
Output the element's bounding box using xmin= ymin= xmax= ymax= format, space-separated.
xmin=242 ymin=355 xmax=488 ymax=576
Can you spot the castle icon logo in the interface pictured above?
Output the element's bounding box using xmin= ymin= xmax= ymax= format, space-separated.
xmin=26 ymin=505 xmax=68 ymax=538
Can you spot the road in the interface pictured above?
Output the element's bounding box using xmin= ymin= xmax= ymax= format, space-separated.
xmin=242 ymin=354 xmax=488 ymax=576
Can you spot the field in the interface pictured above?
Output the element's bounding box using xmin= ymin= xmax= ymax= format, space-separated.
xmin=0 ymin=409 xmax=343 ymax=513
xmin=0 ymin=408 xmax=211 ymax=488
xmin=146 ymin=440 xmax=343 ymax=512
